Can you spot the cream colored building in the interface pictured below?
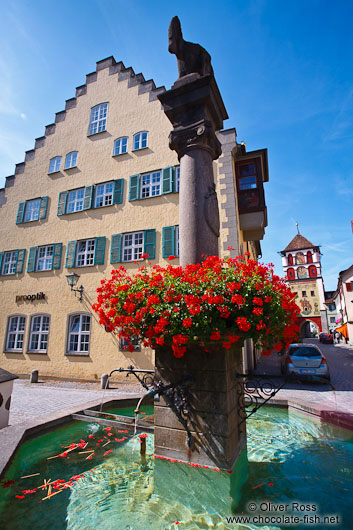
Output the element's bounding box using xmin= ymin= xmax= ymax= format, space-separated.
xmin=0 ymin=57 xmax=268 ymax=381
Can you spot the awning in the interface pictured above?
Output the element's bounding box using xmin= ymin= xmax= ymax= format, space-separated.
xmin=336 ymin=323 xmax=348 ymax=338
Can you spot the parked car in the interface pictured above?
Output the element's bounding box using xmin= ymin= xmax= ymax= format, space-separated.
xmin=280 ymin=343 xmax=330 ymax=381
xmin=320 ymin=333 xmax=334 ymax=344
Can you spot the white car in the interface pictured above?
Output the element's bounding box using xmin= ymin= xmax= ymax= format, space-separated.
xmin=280 ymin=343 xmax=330 ymax=381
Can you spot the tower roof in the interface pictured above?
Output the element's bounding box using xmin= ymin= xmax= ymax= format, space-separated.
xmin=282 ymin=234 xmax=315 ymax=253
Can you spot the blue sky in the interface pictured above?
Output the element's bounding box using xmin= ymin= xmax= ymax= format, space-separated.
xmin=0 ymin=0 xmax=352 ymax=289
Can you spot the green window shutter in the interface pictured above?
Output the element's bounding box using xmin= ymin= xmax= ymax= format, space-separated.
xmin=0 ymin=252 xmax=3 ymax=274
xmin=111 ymin=234 xmax=122 ymax=263
xmin=27 ymin=247 xmax=38 ymax=272
xmin=16 ymin=249 xmax=26 ymax=273
xmin=144 ymin=229 xmax=156 ymax=260
xmin=16 ymin=202 xmax=26 ymax=224
xmin=39 ymin=196 xmax=48 ymax=219
xmin=52 ymin=243 xmax=63 ymax=270
xmin=113 ymin=179 xmax=124 ymax=204
xmin=57 ymin=191 xmax=68 ymax=216
xmin=94 ymin=237 xmax=106 ymax=265
xmin=162 ymin=226 xmax=175 ymax=258
xmin=83 ymin=185 xmax=94 ymax=210
xmin=129 ymin=174 xmax=140 ymax=201
xmin=65 ymin=241 xmax=77 ymax=268
xmin=162 ymin=166 xmax=175 ymax=194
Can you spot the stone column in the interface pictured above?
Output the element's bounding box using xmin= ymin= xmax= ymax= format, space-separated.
xmin=158 ymin=74 xmax=228 ymax=266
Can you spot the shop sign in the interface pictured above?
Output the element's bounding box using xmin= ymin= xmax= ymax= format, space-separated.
xmin=16 ymin=292 xmax=46 ymax=303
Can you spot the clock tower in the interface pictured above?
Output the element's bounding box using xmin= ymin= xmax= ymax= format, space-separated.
xmin=280 ymin=228 xmax=328 ymax=336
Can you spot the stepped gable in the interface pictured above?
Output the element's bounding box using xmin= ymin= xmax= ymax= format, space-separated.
xmin=0 ymin=56 xmax=166 ymax=199
xmin=282 ymin=234 xmax=315 ymax=253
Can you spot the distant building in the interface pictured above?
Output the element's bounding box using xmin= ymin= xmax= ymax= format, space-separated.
xmin=332 ymin=265 xmax=353 ymax=344
xmin=324 ymin=290 xmax=338 ymax=333
xmin=280 ymin=231 xmax=328 ymax=336
xmin=0 ymin=56 xmax=269 ymax=380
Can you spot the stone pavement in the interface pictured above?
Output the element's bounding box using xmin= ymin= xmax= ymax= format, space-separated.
xmin=9 ymin=378 xmax=143 ymax=425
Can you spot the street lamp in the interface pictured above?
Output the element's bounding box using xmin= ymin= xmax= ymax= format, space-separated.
xmin=65 ymin=272 xmax=84 ymax=302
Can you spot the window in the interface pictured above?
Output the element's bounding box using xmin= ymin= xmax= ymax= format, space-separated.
xmin=76 ymin=239 xmax=96 ymax=267
xmin=0 ymin=249 xmax=26 ymax=275
xmin=133 ymin=131 xmax=148 ymax=150
xmin=58 ymin=180 xmax=123 ymax=215
xmin=6 ymin=316 xmax=26 ymax=352
xmin=346 ymin=282 xmax=353 ymax=292
xmin=67 ymin=188 xmax=85 ymax=213
xmin=49 ymin=156 xmax=62 ymax=173
xmin=129 ymin=167 xmax=175 ymax=201
xmin=28 ymin=315 xmax=50 ymax=353
xmin=287 ymin=268 xmax=295 ymax=280
xmin=176 ymin=166 xmax=180 ymax=192
xmin=16 ymin=197 xmax=48 ymax=224
xmin=239 ymin=163 xmax=257 ymax=190
xmin=307 ymin=251 xmax=313 ymax=263
xmin=141 ymin=171 xmax=161 ymax=198
xmin=113 ymin=137 xmax=128 ymax=156
xmin=162 ymin=225 xmax=179 ymax=258
xmin=111 ymin=230 xmax=155 ymax=263
xmin=65 ymin=237 xmax=105 ymax=268
xmin=67 ymin=314 xmax=91 ymax=354
xmin=95 ymin=182 xmax=114 ymax=208
xmin=89 ymin=103 xmax=107 ymax=135
xmin=310 ymin=291 xmax=315 ymax=297
xmin=122 ymin=232 xmax=144 ymax=262
xmin=27 ymin=243 xmax=62 ymax=272
xmin=302 ymin=291 xmax=307 ymax=297
xmin=309 ymin=265 xmax=317 ymax=278
xmin=330 ymin=317 xmax=336 ymax=323
xmin=287 ymin=254 xmax=294 ymax=265
xmin=119 ymin=335 xmax=140 ymax=352
xmin=64 ymin=151 xmax=78 ymax=169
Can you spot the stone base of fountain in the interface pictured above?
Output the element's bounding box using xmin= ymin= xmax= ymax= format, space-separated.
xmin=154 ymin=341 xmax=246 ymax=471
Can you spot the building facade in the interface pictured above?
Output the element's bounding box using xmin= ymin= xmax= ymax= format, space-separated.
xmin=0 ymin=57 xmax=268 ymax=381
xmin=280 ymin=232 xmax=328 ymax=336
xmin=333 ymin=265 xmax=353 ymax=344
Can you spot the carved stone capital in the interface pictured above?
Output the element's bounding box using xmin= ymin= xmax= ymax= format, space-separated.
xmin=169 ymin=120 xmax=222 ymax=160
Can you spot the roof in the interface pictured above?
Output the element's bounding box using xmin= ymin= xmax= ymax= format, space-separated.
xmin=282 ymin=234 xmax=316 ymax=253
xmin=0 ymin=368 xmax=18 ymax=383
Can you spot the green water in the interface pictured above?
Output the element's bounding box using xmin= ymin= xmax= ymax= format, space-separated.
xmin=0 ymin=406 xmax=352 ymax=530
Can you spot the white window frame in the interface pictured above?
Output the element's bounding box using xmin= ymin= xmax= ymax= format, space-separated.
xmin=49 ymin=156 xmax=62 ymax=173
xmin=5 ymin=315 xmax=26 ymax=352
xmin=113 ymin=137 xmax=128 ymax=156
xmin=95 ymin=182 xmax=114 ymax=208
xmin=2 ymin=251 xmax=17 ymax=275
xmin=64 ymin=151 xmax=78 ymax=169
xmin=133 ymin=131 xmax=148 ymax=151
xmin=24 ymin=198 xmax=41 ymax=222
xmin=67 ymin=188 xmax=85 ymax=213
xmin=141 ymin=171 xmax=161 ymax=198
xmin=119 ymin=335 xmax=141 ymax=352
xmin=76 ymin=239 xmax=96 ymax=267
xmin=89 ymin=103 xmax=108 ymax=135
xmin=67 ymin=314 xmax=91 ymax=354
xmin=28 ymin=315 xmax=50 ymax=353
xmin=122 ymin=232 xmax=144 ymax=262
xmin=36 ymin=245 xmax=54 ymax=271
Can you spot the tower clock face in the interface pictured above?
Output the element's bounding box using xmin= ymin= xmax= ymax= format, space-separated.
xmin=297 ymin=266 xmax=308 ymax=279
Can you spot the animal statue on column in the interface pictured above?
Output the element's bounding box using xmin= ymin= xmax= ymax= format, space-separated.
xmin=168 ymin=16 xmax=214 ymax=79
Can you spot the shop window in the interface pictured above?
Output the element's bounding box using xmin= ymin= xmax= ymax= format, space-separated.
xmin=67 ymin=314 xmax=91 ymax=354
xmin=88 ymin=103 xmax=108 ymax=135
xmin=5 ymin=315 xmax=26 ymax=352
xmin=28 ymin=315 xmax=50 ymax=353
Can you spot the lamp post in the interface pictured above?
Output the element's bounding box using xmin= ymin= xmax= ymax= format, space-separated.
xmin=65 ymin=272 xmax=84 ymax=302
